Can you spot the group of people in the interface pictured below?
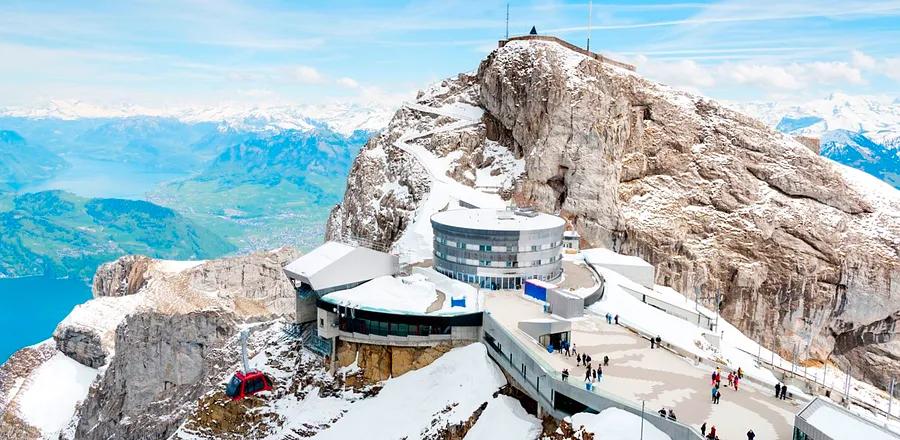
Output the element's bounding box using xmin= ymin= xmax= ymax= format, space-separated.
xmin=604 ymin=312 xmax=619 ymax=325
xmin=649 ymin=335 xmax=662 ymax=349
xmin=774 ymin=382 xmax=789 ymax=400
xmin=709 ymin=366 xmax=744 ymax=404
xmin=657 ymin=407 xmax=677 ymax=421
xmin=700 ymin=422 xmax=755 ymax=440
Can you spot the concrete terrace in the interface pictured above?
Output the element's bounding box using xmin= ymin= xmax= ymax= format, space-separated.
xmin=484 ymin=291 xmax=802 ymax=440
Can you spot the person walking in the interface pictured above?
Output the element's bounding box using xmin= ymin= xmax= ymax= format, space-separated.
xmin=775 ymin=382 xmax=782 ymax=398
xmin=597 ymin=365 xmax=603 ymax=380
xmin=603 ymin=355 xmax=609 ymax=366
xmin=584 ymin=367 xmax=591 ymax=382
xmin=700 ymin=422 xmax=707 ymax=437
xmin=655 ymin=335 xmax=661 ymax=347
xmin=667 ymin=409 xmax=676 ymax=421
xmin=586 ymin=354 xmax=592 ymax=365
xmin=727 ymin=371 xmax=734 ymax=387
xmin=738 ymin=366 xmax=744 ymax=379
xmin=747 ymin=429 xmax=756 ymax=440
xmin=614 ymin=314 xmax=619 ymax=324
xmin=650 ymin=337 xmax=655 ymax=349
xmin=733 ymin=375 xmax=739 ymax=391
xmin=714 ymin=389 xmax=721 ymax=404
xmin=572 ymin=343 xmax=577 ymax=357
xmin=606 ymin=313 xmax=612 ymax=324
xmin=592 ymin=368 xmax=597 ymax=382
xmin=707 ymin=426 xmax=717 ymax=440
xmin=780 ymin=383 xmax=787 ymax=400
xmin=711 ymin=386 xmax=718 ymax=403
xmin=562 ymin=369 xmax=569 ymax=381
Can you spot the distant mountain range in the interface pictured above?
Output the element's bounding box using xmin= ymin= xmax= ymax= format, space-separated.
xmin=735 ymin=93 xmax=900 ymax=188
xmin=0 ymin=102 xmax=389 ymax=278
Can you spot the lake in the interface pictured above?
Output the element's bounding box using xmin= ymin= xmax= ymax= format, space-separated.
xmin=20 ymin=156 xmax=190 ymax=199
xmin=0 ymin=276 xmax=92 ymax=363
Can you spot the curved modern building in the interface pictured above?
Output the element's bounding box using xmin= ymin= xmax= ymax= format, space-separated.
xmin=431 ymin=208 xmax=565 ymax=290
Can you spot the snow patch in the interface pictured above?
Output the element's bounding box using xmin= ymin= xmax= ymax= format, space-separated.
xmin=17 ymin=351 xmax=99 ymax=437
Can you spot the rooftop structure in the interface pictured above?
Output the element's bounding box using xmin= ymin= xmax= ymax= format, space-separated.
xmin=582 ymin=247 xmax=655 ymax=289
xmin=283 ymin=241 xmax=399 ymax=293
xmin=794 ymin=397 xmax=900 ymax=440
xmin=431 ymin=208 xmax=566 ymax=290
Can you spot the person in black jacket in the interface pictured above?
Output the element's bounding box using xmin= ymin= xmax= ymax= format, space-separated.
xmin=775 ymin=382 xmax=782 ymax=398
xmin=747 ymin=429 xmax=756 ymax=439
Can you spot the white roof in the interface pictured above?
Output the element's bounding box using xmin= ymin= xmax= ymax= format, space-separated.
xmin=582 ymin=248 xmax=653 ymax=268
xmin=321 ymin=268 xmax=480 ymax=315
xmin=526 ymin=279 xmax=558 ymax=289
xmin=283 ymin=241 xmax=398 ymax=291
xmin=283 ymin=241 xmax=355 ymax=278
xmin=801 ymin=398 xmax=899 ymax=440
xmin=431 ymin=208 xmax=565 ymax=232
xmin=563 ymin=230 xmax=580 ymax=238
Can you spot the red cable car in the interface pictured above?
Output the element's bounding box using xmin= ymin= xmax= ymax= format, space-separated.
xmin=224 ymin=329 xmax=274 ymax=400
xmin=225 ymin=369 xmax=272 ymax=400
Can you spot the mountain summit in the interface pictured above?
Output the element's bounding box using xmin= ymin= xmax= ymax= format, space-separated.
xmin=329 ymin=37 xmax=900 ymax=387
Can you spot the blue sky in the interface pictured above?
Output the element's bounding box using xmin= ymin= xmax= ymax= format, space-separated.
xmin=2 ymin=0 xmax=899 ymax=109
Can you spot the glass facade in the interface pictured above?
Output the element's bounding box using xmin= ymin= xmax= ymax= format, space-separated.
xmin=431 ymin=217 xmax=564 ymax=290
xmin=337 ymin=316 xmax=452 ymax=337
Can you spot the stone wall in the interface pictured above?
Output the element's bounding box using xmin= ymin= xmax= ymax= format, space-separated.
xmin=335 ymin=339 xmax=470 ymax=383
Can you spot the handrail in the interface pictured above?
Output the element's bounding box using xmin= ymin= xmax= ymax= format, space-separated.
xmin=481 ymin=312 xmax=704 ymax=440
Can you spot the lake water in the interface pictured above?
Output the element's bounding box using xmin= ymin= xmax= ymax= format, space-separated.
xmin=0 ymin=276 xmax=92 ymax=363
xmin=20 ymin=156 xmax=190 ymax=199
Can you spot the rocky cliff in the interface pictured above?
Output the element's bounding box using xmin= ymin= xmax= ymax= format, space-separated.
xmin=328 ymin=39 xmax=900 ymax=387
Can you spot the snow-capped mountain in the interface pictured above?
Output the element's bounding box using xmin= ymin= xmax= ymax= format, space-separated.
xmin=0 ymin=100 xmax=396 ymax=136
xmin=734 ymin=93 xmax=900 ymax=188
xmin=734 ymin=93 xmax=900 ymax=144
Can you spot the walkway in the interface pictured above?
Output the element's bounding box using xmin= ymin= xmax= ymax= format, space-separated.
xmin=484 ymin=291 xmax=801 ymax=440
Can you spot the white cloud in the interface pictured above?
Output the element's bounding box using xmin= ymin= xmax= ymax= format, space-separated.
xmin=727 ymin=63 xmax=801 ymax=90
xmin=336 ymin=77 xmax=360 ymax=88
xmin=630 ymin=55 xmax=716 ymax=91
xmin=286 ymin=65 xmax=324 ymax=84
xmin=851 ymin=50 xmax=877 ymax=70
xmin=793 ymin=61 xmax=864 ymax=85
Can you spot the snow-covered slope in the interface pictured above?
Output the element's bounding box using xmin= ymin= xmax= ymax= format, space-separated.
xmin=0 ymin=100 xmax=395 ymax=136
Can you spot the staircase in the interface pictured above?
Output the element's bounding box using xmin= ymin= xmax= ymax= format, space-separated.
xmin=282 ymin=322 xmax=333 ymax=357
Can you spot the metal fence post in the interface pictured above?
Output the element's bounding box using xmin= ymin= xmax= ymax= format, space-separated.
xmin=640 ymin=400 xmax=645 ymax=440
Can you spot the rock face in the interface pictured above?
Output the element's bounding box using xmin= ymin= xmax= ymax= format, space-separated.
xmin=74 ymin=311 xmax=238 ymax=440
xmin=329 ymin=39 xmax=900 ymax=387
xmin=92 ymin=254 xmax=153 ymax=297
xmin=52 ymin=247 xmax=300 ymax=371
xmin=335 ymin=340 xmax=459 ymax=383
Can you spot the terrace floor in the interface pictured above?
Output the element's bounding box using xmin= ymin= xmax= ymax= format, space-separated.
xmin=484 ymin=291 xmax=802 ymax=440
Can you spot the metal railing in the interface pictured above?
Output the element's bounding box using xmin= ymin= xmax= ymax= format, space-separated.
xmin=481 ymin=313 xmax=704 ymax=440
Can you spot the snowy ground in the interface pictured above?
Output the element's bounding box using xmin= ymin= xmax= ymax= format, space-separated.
xmin=570 ymin=407 xmax=671 ymax=440
xmin=13 ymin=349 xmax=99 ymax=438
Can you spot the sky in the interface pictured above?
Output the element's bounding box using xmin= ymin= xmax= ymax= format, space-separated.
xmin=2 ymin=0 xmax=900 ymax=110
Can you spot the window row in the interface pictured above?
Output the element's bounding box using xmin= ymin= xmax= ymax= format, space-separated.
xmin=435 ymin=251 xmax=562 ymax=267
xmin=434 ymin=236 xmax=562 ymax=252
xmin=337 ymin=317 xmax=452 ymax=337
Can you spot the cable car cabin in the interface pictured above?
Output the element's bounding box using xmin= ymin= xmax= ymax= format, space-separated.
xmin=225 ymin=370 xmax=272 ymax=400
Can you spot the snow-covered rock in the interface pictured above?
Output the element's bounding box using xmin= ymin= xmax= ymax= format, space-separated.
xmin=329 ymin=38 xmax=900 ymax=390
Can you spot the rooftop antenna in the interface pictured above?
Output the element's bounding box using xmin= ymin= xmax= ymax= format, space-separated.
xmin=505 ymin=3 xmax=510 ymax=39
xmin=587 ymin=0 xmax=592 ymax=51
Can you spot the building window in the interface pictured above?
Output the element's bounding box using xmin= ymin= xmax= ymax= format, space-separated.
xmin=480 ymin=244 xmax=492 ymax=251
xmin=531 ymin=245 xmax=539 ymax=251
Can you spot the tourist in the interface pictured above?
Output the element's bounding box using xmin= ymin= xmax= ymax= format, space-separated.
xmin=707 ymin=425 xmax=718 ymax=440
xmin=714 ymin=389 xmax=722 ymax=404
xmin=710 ymin=386 xmax=717 ymax=403
xmin=650 ymin=337 xmax=655 ymax=349
xmin=780 ymin=383 xmax=787 ymax=400
xmin=591 ymin=368 xmax=597 ymax=382
xmin=562 ymin=369 xmax=569 ymax=381
xmin=775 ymin=382 xmax=781 ymax=398
xmin=711 ymin=370 xmax=718 ymax=385
xmin=700 ymin=422 xmax=707 ymax=436
xmin=584 ymin=367 xmax=591 ymax=382
xmin=603 ymin=355 xmax=609 ymax=366
xmin=614 ymin=314 xmax=619 ymax=324
xmin=606 ymin=313 xmax=612 ymax=324
xmin=655 ymin=335 xmax=661 ymax=347
xmin=733 ymin=375 xmax=740 ymax=391
xmin=597 ymin=365 xmax=603 ymax=379
xmin=738 ymin=366 xmax=744 ymax=379
xmin=586 ymin=354 xmax=592 ymax=365
xmin=727 ymin=371 xmax=734 ymax=387
xmin=658 ymin=408 xmax=667 ymax=417
xmin=747 ymin=429 xmax=756 ymax=440
xmin=667 ymin=409 xmax=677 ymax=421
xmin=577 ymin=353 xmax=582 ymax=365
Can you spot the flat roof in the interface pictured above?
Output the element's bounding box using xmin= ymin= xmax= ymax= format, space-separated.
xmin=431 ymin=208 xmax=565 ymax=232
xmin=798 ymin=398 xmax=900 ymax=440
xmin=283 ymin=241 xmax=355 ymax=278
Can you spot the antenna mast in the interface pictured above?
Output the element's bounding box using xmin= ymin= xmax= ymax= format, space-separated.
xmin=587 ymin=0 xmax=592 ymax=51
xmin=505 ymin=3 xmax=510 ymax=39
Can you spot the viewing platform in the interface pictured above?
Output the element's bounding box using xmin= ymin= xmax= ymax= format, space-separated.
xmin=498 ymin=35 xmax=636 ymax=71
